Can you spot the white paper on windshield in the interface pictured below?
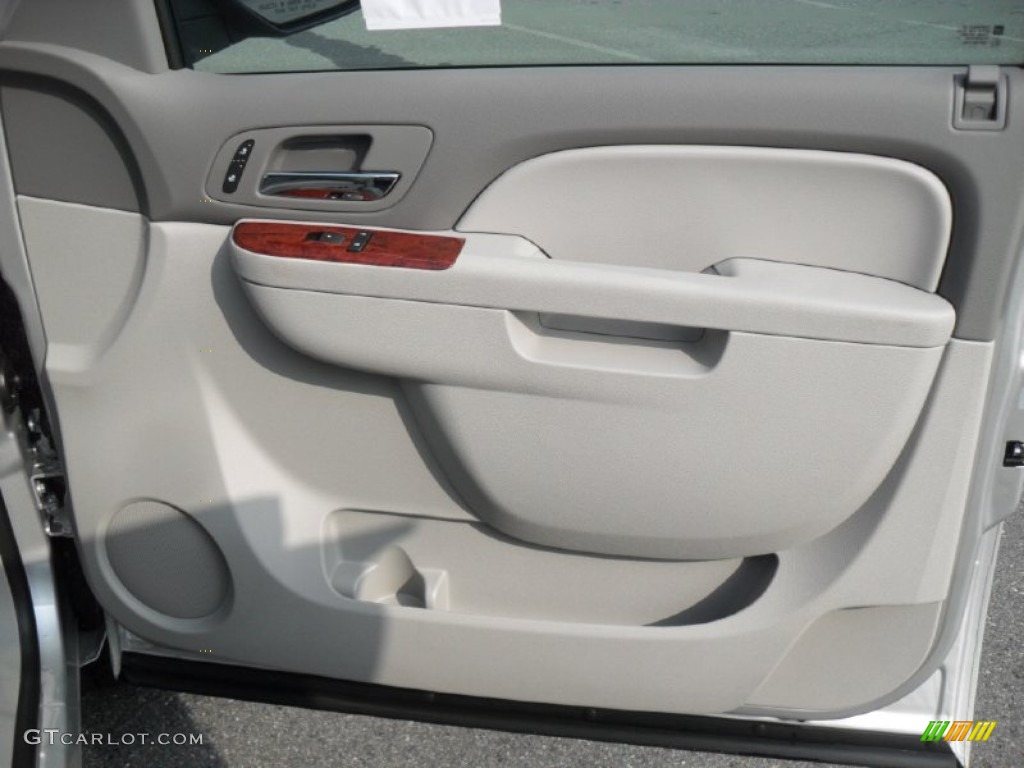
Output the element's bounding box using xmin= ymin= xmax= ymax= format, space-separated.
xmin=362 ymin=0 xmax=501 ymax=30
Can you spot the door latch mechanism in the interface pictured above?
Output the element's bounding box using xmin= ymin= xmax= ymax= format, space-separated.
xmin=25 ymin=408 xmax=72 ymax=537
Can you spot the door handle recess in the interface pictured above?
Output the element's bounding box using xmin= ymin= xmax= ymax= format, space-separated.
xmin=260 ymin=171 xmax=400 ymax=201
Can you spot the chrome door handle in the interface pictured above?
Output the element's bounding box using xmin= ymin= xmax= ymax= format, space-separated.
xmin=259 ymin=171 xmax=400 ymax=201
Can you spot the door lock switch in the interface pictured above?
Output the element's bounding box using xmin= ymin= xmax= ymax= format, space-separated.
xmin=222 ymin=139 xmax=255 ymax=193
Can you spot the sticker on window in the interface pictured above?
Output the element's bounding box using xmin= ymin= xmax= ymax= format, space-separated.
xmin=361 ymin=0 xmax=501 ymax=30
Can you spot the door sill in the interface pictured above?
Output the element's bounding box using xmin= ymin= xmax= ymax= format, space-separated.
xmin=120 ymin=653 xmax=960 ymax=768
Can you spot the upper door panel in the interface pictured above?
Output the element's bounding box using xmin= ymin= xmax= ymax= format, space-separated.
xmin=457 ymin=145 xmax=952 ymax=289
xmin=0 ymin=55 xmax=1020 ymax=339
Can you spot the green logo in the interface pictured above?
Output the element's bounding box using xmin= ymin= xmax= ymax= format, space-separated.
xmin=921 ymin=720 xmax=997 ymax=742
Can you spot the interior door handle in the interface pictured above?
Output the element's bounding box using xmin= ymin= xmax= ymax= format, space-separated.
xmin=259 ymin=171 xmax=401 ymax=201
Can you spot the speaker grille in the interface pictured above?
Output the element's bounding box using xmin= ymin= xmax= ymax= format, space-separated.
xmin=106 ymin=500 xmax=230 ymax=619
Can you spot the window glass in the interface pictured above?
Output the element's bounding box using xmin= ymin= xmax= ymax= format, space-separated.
xmin=169 ymin=1 xmax=1024 ymax=73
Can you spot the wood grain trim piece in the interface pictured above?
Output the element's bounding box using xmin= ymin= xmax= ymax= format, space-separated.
xmin=232 ymin=222 xmax=464 ymax=271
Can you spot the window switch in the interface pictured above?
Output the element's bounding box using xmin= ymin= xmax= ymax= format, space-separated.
xmin=348 ymin=231 xmax=373 ymax=252
xmin=306 ymin=231 xmax=345 ymax=244
xmin=1004 ymin=441 xmax=1024 ymax=467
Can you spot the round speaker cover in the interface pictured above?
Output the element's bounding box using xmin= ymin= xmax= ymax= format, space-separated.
xmin=106 ymin=500 xmax=230 ymax=619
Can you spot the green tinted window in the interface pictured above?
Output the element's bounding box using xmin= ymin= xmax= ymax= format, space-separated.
xmin=168 ymin=1 xmax=1024 ymax=72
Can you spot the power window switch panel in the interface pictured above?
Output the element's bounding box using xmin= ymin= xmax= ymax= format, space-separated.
xmin=348 ymin=231 xmax=373 ymax=252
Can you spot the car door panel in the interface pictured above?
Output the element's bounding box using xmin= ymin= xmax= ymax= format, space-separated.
xmin=11 ymin=175 xmax=992 ymax=717
xmin=0 ymin=4 xmax=1020 ymax=742
xmin=233 ymin=238 xmax=952 ymax=560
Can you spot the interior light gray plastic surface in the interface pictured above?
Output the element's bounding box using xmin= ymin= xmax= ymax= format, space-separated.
xmin=747 ymin=603 xmax=943 ymax=711
xmin=17 ymin=197 xmax=145 ymax=370
xmin=241 ymin=281 xmax=945 ymax=559
xmin=458 ymin=146 xmax=953 ymax=292
xmin=0 ymin=81 xmax=144 ymax=213
xmin=324 ymin=509 xmax=775 ymax=625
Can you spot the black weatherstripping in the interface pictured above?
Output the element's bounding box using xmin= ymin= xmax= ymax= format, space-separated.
xmin=0 ymin=492 xmax=40 ymax=768
xmin=0 ymin=280 xmax=42 ymax=768
xmin=121 ymin=654 xmax=960 ymax=768
xmin=152 ymin=0 xmax=187 ymax=70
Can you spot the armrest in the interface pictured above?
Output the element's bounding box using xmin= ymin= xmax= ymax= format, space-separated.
xmin=231 ymin=222 xmax=954 ymax=348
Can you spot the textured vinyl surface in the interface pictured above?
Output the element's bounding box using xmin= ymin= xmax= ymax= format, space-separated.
xmin=105 ymin=501 xmax=230 ymax=620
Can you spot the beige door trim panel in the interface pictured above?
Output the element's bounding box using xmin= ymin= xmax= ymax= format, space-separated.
xmin=233 ymin=222 xmax=953 ymax=559
xmin=458 ymin=146 xmax=953 ymax=292
xmin=13 ymin=199 xmax=992 ymax=717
